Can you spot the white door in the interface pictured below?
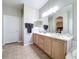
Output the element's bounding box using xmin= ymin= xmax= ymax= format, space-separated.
xmin=3 ymin=15 xmax=20 ymax=44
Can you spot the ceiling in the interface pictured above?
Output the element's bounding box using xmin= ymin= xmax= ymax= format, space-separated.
xmin=3 ymin=0 xmax=48 ymax=9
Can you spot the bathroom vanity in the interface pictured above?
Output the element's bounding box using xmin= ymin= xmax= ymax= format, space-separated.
xmin=32 ymin=32 xmax=73 ymax=59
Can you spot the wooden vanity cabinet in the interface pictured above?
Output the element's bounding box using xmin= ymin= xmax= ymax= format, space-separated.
xmin=52 ymin=39 xmax=66 ymax=59
xmin=32 ymin=33 xmax=67 ymax=59
xmin=33 ymin=34 xmax=44 ymax=50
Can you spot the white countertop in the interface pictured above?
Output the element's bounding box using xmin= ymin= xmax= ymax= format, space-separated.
xmin=33 ymin=32 xmax=73 ymax=41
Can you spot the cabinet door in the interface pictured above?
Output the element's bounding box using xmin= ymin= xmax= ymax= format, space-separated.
xmin=44 ymin=37 xmax=52 ymax=56
xmin=38 ymin=35 xmax=44 ymax=50
xmin=35 ymin=34 xmax=39 ymax=45
xmin=32 ymin=34 xmax=38 ymax=44
xmin=32 ymin=34 xmax=36 ymax=44
xmin=52 ymin=39 xmax=65 ymax=59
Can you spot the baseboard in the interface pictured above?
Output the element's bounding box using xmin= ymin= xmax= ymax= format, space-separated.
xmin=3 ymin=41 xmax=21 ymax=46
xmin=24 ymin=43 xmax=33 ymax=46
xmin=17 ymin=40 xmax=23 ymax=43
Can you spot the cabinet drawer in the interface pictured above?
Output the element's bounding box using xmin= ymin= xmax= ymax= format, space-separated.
xmin=32 ymin=34 xmax=36 ymax=44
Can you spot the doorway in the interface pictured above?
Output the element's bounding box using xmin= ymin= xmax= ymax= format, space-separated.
xmin=3 ymin=15 xmax=20 ymax=45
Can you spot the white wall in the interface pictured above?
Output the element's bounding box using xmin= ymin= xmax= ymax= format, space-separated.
xmin=3 ymin=6 xmax=22 ymax=45
xmin=3 ymin=6 xmax=21 ymax=17
xmin=24 ymin=4 xmax=39 ymax=23
xmin=68 ymin=6 xmax=73 ymax=34
xmin=23 ymin=4 xmax=39 ymax=45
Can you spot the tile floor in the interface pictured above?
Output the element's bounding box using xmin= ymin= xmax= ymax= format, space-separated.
xmin=2 ymin=42 xmax=51 ymax=59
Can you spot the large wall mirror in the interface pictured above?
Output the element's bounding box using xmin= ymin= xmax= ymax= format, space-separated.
xmin=48 ymin=4 xmax=73 ymax=35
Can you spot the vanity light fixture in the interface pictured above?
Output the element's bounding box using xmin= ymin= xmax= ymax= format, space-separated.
xmin=42 ymin=6 xmax=59 ymax=17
